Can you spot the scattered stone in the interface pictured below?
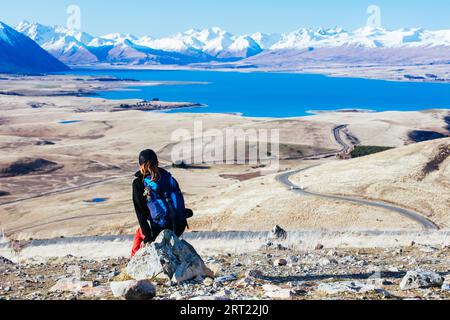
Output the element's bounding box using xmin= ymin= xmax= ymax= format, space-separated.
xmin=271 ymin=225 xmax=287 ymax=240
xmin=287 ymin=256 xmax=299 ymax=264
xmin=0 ymin=256 xmax=14 ymax=265
xmin=273 ymin=259 xmax=288 ymax=266
xmin=234 ymin=277 xmax=256 ymax=288
xmin=263 ymin=284 xmax=294 ymax=299
xmin=400 ymin=270 xmax=444 ymax=290
xmin=35 ymin=275 xmax=45 ymax=282
xmin=203 ymin=278 xmax=214 ymax=286
xmin=49 ymin=277 xmax=93 ymax=293
xmin=275 ymin=244 xmax=289 ymax=251
xmin=169 ymin=292 xmax=184 ymax=300
xmin=327 ymin=250 xmax=338 ymax=257
xmin=318 ymin=281 xmax=378 ymax=295
xmin=207 ymin=263 xmax=223 ymax=276
xmin=315 ymin=244 xmax=324 ymax=250
xmin=340 ymin=256 xmax=356 ymax=264
xmin=110 ymin=280 xmax=156 ymax=300
xmin=441 ymin=283 xmax=450 ymax=292
xmin=245 ymin=269 xmax=263 ymax=279
xmin=80 ymin=286 xmax=111 ymax=298
xmin=126 ymin=230 xmax=213 ymax=284
xmin=318 ymin=258 xmax=337 ymax=267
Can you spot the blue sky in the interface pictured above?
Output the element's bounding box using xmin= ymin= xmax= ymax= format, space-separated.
xmin=2 ymin=0 xmax=450 ymax=36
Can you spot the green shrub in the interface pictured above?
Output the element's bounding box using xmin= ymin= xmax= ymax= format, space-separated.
xmin=351 ymin=146 xmax=394 ymax=158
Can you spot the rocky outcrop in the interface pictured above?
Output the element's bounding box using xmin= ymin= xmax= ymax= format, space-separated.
xmin=126 ymin=230 xmax=213 ymax=284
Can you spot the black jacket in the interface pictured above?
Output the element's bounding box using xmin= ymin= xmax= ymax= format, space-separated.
xmin=132 ymin=171 xmax=154 ymax=243
xmin=132 ymin=168 xmax=187 ymax=243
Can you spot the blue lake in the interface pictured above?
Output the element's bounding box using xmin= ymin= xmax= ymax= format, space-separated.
xmin=59 ymin=120 xmax=82 ymax=124
xmin=69 ymin=69 xmax=450 ymax=118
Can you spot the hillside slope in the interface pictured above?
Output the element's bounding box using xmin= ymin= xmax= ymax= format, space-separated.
xmin=0 ymin=22 xmax=69 ymax=73
xmin=292 ymin=138 xmax=450 ymax=228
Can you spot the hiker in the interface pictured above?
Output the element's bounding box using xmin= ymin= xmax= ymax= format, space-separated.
xmin=131 ymin=149 xmax=191 ymax=257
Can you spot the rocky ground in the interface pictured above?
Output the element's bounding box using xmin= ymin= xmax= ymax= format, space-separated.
xmin=1 ymin=237 xmax=449 ymax=300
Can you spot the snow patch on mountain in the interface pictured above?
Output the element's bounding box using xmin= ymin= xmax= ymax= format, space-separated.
xmin=15 ymin=21 xmax=450 ymax=66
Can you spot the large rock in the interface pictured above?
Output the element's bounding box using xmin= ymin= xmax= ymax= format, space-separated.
xmin=110 ymin=280 xmax=156 ymax=300
xmin=49 ymin=277 xmax=94 ymax=293
xmin=400 ymin=270 xmax=444 ymax=290
xmin=263 ymin=284 xmax=295 ymax=299
xmin=318 ymin=281 xmax=379 ymax=295
xmin=126 ymin=230 xmax=213 ymax=284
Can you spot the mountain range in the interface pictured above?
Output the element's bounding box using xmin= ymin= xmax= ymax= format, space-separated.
xmin=0 ymin=22 xmax=69 ymax=73
xmin=16 ymin=21 xmax=450 ymax=66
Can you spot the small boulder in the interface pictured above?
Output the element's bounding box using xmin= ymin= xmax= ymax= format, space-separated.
xmin=80 ymin=286 xmax=111 ymax=298
xmin=318 ymin=281 xmax=379 ymax=295
xmin=263 ymin=284 xmax=294 ymax=299
xmin=126 ymin=230 xmax=213 ymax=284
xmin=49 ymin=277 xmax=93 ymax=293
xmin=400 ymin=270 xmax=444 ymax=290
xmin=207 ymin=263 xmax=223 ymax=276
xmin=273 ymin=258 xmax=288 ymax=266
xmin=318 ymin=258 xmax=337 ymax=267
xmin=110 ymin=280 xmax=156 ymax=300
xmin=315 ymin=244 xmax=324 ymax=250
xmin=234 ymin=277 xmax=256 ymax=288
xmin=271 ymin=225 xmax=287 ymax=240
xmin=245 ymin=269 xmax=263 ymax=279
xmin=0 ymin=256 xmax=14 ymax=265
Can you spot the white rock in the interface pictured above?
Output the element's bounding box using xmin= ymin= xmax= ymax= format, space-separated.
xmin=400 ymin=270 xmax=444 ymax=290
xmin=273 ymin=259 xmax=288 ymax=266
xmin=126 ymin=230 xmax=213 ymax=284
xmin=441 ymin=283 xmax=450 ymax=292
xmin=318 ymin=281 xmax=379 ymax=295
xmin=263 ymin=284 xmax=294 ymax=299
xmin=49 ymin=277 xmax=93 ymax=293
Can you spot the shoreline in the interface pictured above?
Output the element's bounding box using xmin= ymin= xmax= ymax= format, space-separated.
xmin=69 ymin=63 xmax=450 ymax=84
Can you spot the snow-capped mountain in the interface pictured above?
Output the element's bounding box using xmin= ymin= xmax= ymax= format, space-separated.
xmin=15 ymin=21 xmax=450 ymax=66
xmin=0 ymin=21 xmax=69 ymax=73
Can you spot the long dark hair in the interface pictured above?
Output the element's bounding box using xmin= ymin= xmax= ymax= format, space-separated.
xmin=139 ymin=149 xmax=160 ymax=182
xmin=140 ymin=160 xmax=161 ymax=182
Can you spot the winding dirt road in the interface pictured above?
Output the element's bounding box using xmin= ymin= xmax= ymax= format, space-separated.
xmin=276 ymin=167 xmax=438 ymax=230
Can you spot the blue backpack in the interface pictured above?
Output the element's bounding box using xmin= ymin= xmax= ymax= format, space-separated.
xmin=143 ymin=169 xmax=187 ymax=232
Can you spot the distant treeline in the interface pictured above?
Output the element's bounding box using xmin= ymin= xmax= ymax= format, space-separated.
xmin=351 ymin=146 xmax=394 ymax=158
